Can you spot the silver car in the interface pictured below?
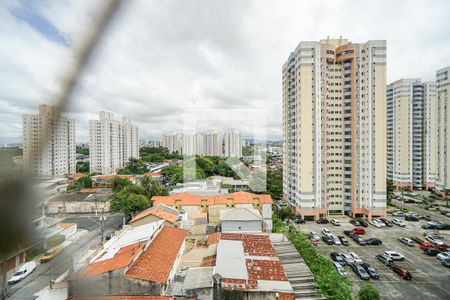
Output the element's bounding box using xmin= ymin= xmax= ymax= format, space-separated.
xmin=332 ymin=262 xmax=347 ymax=278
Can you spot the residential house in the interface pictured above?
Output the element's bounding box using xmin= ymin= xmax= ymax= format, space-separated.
xmin=220 ymin=207 xmax=263 ymax=232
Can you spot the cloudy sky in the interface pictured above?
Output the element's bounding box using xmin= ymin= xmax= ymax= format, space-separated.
xmin=1 ymin=0 xmax=449 ymax=144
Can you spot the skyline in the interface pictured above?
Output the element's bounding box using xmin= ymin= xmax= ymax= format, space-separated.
xmin=1 ymin=0 xmax=450 ymax=144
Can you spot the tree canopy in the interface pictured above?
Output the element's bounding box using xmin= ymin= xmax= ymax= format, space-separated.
xmin=112 ymin=177 xmax=133 ymax=192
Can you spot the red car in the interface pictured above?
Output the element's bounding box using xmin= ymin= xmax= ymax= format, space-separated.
xmin=435 ymin=244 xmax=449 ymax=252
xmin=352 ymin=227 xmax=366 ymax=235
xmin=310 ymin=239 xmax=319 ymax=246
xmin=420 ymin=242 xmax=435 ymax=250
xmin=390 ymin=264 xmax=412 ymax=280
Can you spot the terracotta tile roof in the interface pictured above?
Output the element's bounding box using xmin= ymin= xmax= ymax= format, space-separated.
xmin=70 ymin=173 xmax=88 ymax=180
xmin=138 ymin=172 xmax=161 ymax=177
xmin=220 ymin=233 xmax=277 ymax=257
xmin=207 ymin=233 xmax=220 ymax=245
xmin=192 ymin=212 xmax=207 ymax=220
xmin=152 ymin=191 xmax=272 ymax=206
xmin=79 ymin=188 xmax=97 ymax=194
xmin=94 ymin=175 xmax=134 ymax=180
xmin=130 ymin=207 xmax=177 ymax=224
xmin=61 ymin=223 xmax=75 ymax=229
xmin=200 ymin=255 xmax=216 ymax=267
xmin=126 ymin=227 xmax=186 ymax=284
xmin=73 ymin=242 xmax=145 ymax=279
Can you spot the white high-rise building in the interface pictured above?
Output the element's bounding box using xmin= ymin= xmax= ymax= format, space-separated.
xmin=203 ymin=131 xmax=222 ymax=157
xmin=89 ymin=112 xmax=139 ymax=174
xmin=437 ymin=66 xmax=450 ymax=191
xmin=224 ymin=129 xmax=242 ymax=157
xmin=161 ymin=133 xmax=183 ymax=154
xmin=387 ymin=79 xmax=437 ymax=190
xmin=282 ymin=38 xmax=387 ymax=220
xmin=23 ymin=105 xmax=76 ymax=176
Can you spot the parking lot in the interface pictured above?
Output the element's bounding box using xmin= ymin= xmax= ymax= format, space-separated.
xmin=295 ymin=216 xmax=450 ymax=300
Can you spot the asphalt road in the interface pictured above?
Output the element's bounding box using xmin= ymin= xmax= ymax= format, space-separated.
xmin=295 ymin=216 xmax=450 ymax=300
xmin=392 ymin=199 xmax=450 ymax=224
xmin=6 ymin=214 xmax=123 ymax=300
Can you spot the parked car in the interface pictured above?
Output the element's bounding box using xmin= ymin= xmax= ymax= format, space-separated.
xmin=441 ymin=258 xmax=450 ymax=268
xmin=338 ymin=235 xmax=349 ymax=246
xmin=436 ymin=224 xmax=450 ymax=230
xmin=420 ymin=242 xmax=436 ymax=250
xmin=392 ymin=218 xmax=406 ymax=227
xmin=8 ymin=261 xmax=37 ymax=285
xmin=343 ymin=230 xmax=353 ymax=237
xmin=41 ymin=245 xmax=63 ymax=263
xmin=422 ymin=223 xmax=438 ymax=229
xmin=360 ymin=262 xmax=379 ymax=279
xmin=330 ymin=252 xmax=346 ymax=265
xmin=384 ymin=251 xmax=405 ymax=261
xmin=370 ymin=220 xmax=383 ymax=228
xmin=340 ymin=252 xmax=356 ymax=265
xmin=330 ymin=218 xmax=341 ymax=226
xmin=411 ymin=236 xmax=425 ymax=244
xmin=390 ymin=263 xmax=412 ymax=280
xmin=358 ymin=220 xmax=369 ymax=227
xmin=349 ymin=252 xmax=363 ymax=264
xmin=352 ymin=227 xmax=365 ymax=235
xmin=424 ymin=247 xmax=441 ymax=256
xmin=365 ymin=238 xmax=382 ymax=246
xmin=435 ymin=244 xmax=450 ymax=252
xmin=349 ymin=263 xmax=370 ymax=280
xmin=353 ymin=235 xmax=367 ymax=246
xmin=379 ymin=218 xmax=393 ymax=227
xmin=405 ymin=214 xmax=420 ymax=222
xmin=350 ymin=220 xmax=361 ymax=226
xmin=331 ymin=235 xmax=342 ymax=245
xmin=333 ymin=262 xmax=348 ymax=277
xmin=309 ymin=232 xmax=320 ymax=241
xmin=322 ymin=228 xmax=331 ymax=235
xmin=392 ymin=211 xmax=406 ymax=217
xmin=423 ymin=231 xmax=443 ymax=239
xmin=322 ymin=235 xmax=334 ymax=245
xmin=376 ymin=254 xmax=393 ymax=266
xmin=374 ymin=219 xmax=387 ymax=227
xmin=403 ymin=199 xmax=416 ymax=204
xmin=399 ymin=237 xmax=415 ymax=247
xmin=436 ymin=252 xmax=450 ymax=261
xmin=294 ymin=217 xmax=305 ymax=224
xmin=316 ymin=218 xmax=329 ymax=224
xmin=440 ymin=210 xmax=450 ymax=216
xmin=426 ymin=235 xmax=445 ymax=246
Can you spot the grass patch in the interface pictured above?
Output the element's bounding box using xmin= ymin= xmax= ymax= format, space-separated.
xmin=46 ymin=234 xmax=65 ymax=248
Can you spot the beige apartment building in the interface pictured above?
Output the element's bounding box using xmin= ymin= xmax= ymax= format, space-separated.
xmin=437 ymin=66 xmax=450 ymax=191
xmin=23 ymin=105 xmax=76 ymax=176
xmin=387 ymin=79 xmax=437 ymax=190
xmin=282 ymin=38 xmax=386 ymax=220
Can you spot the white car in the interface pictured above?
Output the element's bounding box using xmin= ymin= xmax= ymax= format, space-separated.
xmin=392 ymin=218 xmax=406 ymax=227
xmin=392 ymin=211 xmax=406 ymax=217
xmin=330 ymin=219 xmax=341 ymax=226
xmin=426 ymin=235 xmax=445 ymax=246
xmin=427 ymin=221 xmax=442 ymax=226
xmin=370 ymin=220 xmax=383 ymax=228
xmin=8 ymin=261 xmax=37 ymax=285
xmin=322 ymin=228 xmax=331 ymax=235
xmin=437 ymin=252 xmax=450 ymax=261
xmin=339 ymin=253 xmax=355 ymax=265
xmin=399 ymin=237 xmax=415 ymax=247
xmin=349 ymin=252 xmax=363 ymax=264
xmin=330 ymin=235 xmax=341 ymax=245
xmin=374 ymin=219 xmax=386 ymax=227
xmin=384 ymin=251 xmax=405 ymax=261
xmin=332 ymin=262 xmax=347 ymax=278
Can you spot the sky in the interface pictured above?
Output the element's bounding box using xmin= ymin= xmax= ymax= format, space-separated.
xmin=1 ymin=0 xmax=450 ymax=144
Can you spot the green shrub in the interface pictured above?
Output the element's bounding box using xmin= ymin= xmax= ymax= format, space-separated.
xmin=46 ymin=234 xmax=65 ymax=248
xmin=272 ymin=214 xmax=284 ymax=233
xmin=287 ymin=226 xmax=352 ymax=300
xmin=358 ymin=284 xmax=380 ymax=300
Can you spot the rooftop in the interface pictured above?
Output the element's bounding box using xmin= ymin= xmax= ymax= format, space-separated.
xmin=130 ymin=204 xmax=179 ymax=224
xmin=48 ymin=191 xmax=113 ymax=202
xmin=220 ymin=207 xmax=262 ymax=221
xmin=152 ymin=191 xmax=272 ymax=206
xmin=126 ymin=226 xmax=187 ymax=284
xmin=215 ymin=233 xmax=291 ymax=292
xmin=183 ymin=267 xmax=214 ymax=290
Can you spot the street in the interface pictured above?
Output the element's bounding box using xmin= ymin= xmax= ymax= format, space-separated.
xmin=6 ymin=214 xmax=123 ymax=300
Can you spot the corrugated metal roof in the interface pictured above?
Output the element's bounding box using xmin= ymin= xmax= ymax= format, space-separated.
xmin=220 ymin=207 xmax=262 ymax=221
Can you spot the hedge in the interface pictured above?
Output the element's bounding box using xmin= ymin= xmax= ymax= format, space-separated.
xmin=287 ymin=226 xmax=352 ymax=300
xmin=46 ymin=234 xmax=65 ymax=248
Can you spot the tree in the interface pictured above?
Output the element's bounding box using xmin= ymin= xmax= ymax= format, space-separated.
xmin=110 ymin=185 xmax=148 ymax=216
xmin=266 ymin=169 xmax=282 ymax=200
xmin=358 ymin=284 xmax=380 ymax=300
xmin=118 ymin=158 xmax=149 ymax=174
xmin=140 ymin=176 xmax=169 ymax=199
xmin=112 ymin=177 xmax=133 ymax=192
xmin=161 ymin=165 xmax=184 ymax=185
xmin=68 ymin=176 xmax=92 ymax=191
xmin=387 ymin=180 xmax=394 ymax=200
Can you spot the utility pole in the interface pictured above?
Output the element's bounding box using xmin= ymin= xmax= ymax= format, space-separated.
xmin=100 ymin=211 xmax=106 ymax=244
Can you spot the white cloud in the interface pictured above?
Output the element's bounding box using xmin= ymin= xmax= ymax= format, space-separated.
xmin=1 ymin=0 xmax=449 ymax=144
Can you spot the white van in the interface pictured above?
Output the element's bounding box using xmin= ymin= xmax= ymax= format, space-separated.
xmin=8 ymin=261 xmax=37 ymax=284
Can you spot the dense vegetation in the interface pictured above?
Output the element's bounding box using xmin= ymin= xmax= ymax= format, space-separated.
xmin=76 ymin=146 xmax=89 ymax=155
xmin=140 ymin=147 xmax=183 ymax=162
xmin=117 ymin=158 xmax=149 ymax=174
xmin=110 ymin=176 xmax=168 ymax=216
xmin=68 ymin=176 xmax=92 ymax=190
xmin=265 ymin=168 xmax=282 ymax=200
xmin=287 ymin=226 xmax=353 ymax=300
xmin=357 ymin=284 xmax=381 ymax=300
